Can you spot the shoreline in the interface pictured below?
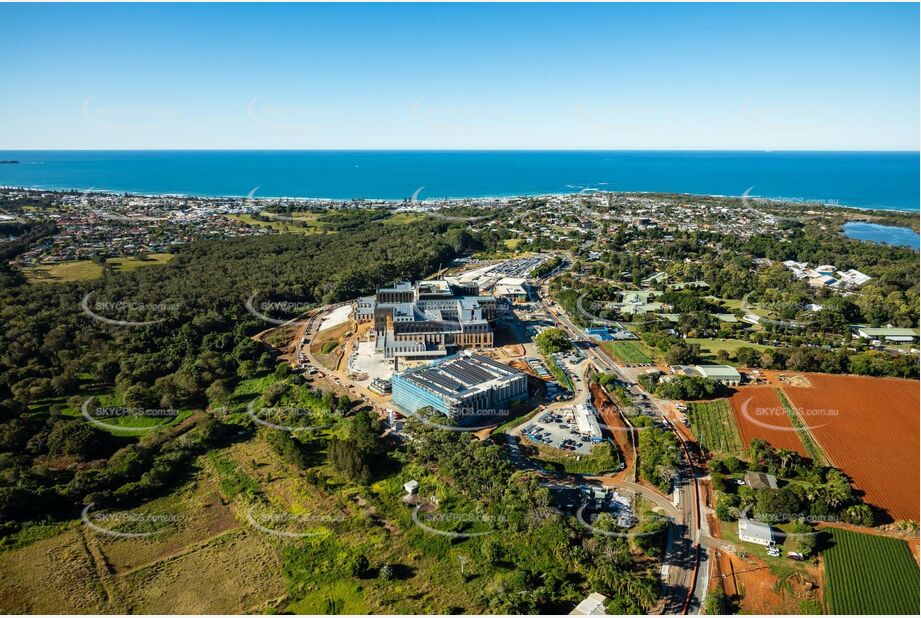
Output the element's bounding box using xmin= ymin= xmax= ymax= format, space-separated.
xmin=1 ymin=183 xmax=917 ymax=216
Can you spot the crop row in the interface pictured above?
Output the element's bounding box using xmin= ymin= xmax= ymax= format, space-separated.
xmin=824 ymin=528 xmax=920 ymax=614
xmin=688 ymin=400 xmax=744 ymax=456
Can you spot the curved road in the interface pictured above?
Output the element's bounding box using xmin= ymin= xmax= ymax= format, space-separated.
xmin=296 ymin=259 xmax=708 ymax=614
xmin=535 ymin=266 xmax=708 ymax=615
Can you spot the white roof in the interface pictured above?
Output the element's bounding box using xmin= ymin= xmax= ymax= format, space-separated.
xmin=695 ymin=365 xmax=741 ymax=380
xmin=574 ymin=403 xmax=602 ymax=438
xmin=738 ymin=518 xmax=774 ymax=542
xmin=495 ymin=283 xmax=528 ymax=296
xmin=571 ymin=592 xmax=609 ymax=615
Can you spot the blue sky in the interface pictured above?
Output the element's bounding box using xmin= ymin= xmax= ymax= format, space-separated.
xmin=1 ymin=3 xmax=918 ymax=150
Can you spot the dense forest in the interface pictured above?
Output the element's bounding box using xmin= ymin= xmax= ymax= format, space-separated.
xmin=0 ymin=219 xmax=476 ymax=531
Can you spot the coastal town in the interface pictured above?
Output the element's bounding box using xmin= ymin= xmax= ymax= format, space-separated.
xmin=1 ymin=185 xmax=919 ymax=615
xmin=1 ymin=2 xmax=918 ymax=617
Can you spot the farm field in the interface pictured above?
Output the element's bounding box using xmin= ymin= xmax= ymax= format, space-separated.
xmin=781 ymin=374 xmax=920 ymax=522
xmin=602 ymin=340 xmax=654 ymax=365
xmin=774 ymin=390 xmax=827 ymax=465
xmin=823 ymin=528 xmax=920 ymax=614
xmin=382 ymin=212 xmax=427 ymax=225
xmin=727 ymin=387 xmax=810 ymax=457
xmin=0 ymin=465 xmax=285 ymax=614
xmin=686 ymin=400 xmax=745 ymax=456
xmin=21 ymin=253 xmax=175 ymax=283
xmin=224 ymin=213 xmax=329 ymax=235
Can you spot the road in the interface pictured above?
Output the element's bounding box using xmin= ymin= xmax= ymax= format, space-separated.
xmin=534 ymin=270 xmax=708 ymax=615
xmin=292 ymin=302 xmax=390 ymax=413
xmin=293 ymin=258 xmax=709 ymax=614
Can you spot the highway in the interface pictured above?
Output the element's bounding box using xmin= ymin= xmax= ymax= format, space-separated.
xmin=293 ymin=259 xmax=709 ymax=614
xmin=534 ymin=268 xmax=708 ymax=615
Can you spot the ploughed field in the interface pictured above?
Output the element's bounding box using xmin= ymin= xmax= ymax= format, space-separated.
xmin=823 ymin=527 xmax=920 ymax=614
xmin=782 ymin=374 xmax=920 ymax=522
xmin=726 ymin=387 xmax=810 ymax=457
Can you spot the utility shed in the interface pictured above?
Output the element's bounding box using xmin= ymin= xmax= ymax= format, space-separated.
xmin=855 ymin=326 xmax=920 ymax=342
xmin=694 ymin=364 xmax=742 ymax=386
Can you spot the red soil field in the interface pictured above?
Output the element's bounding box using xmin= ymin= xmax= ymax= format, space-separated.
xmin=727 ymin=387 xmax=810 ymax=457
xmin=781 ymin=374 xmax=919 ymax=522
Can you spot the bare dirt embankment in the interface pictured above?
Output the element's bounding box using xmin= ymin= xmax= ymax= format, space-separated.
xmin=589 ymin=382 xmax=635 ymax=482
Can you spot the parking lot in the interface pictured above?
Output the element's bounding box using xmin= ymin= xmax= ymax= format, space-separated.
xmin=522 ymin=408 xmax=595 ymax=454
xmin=486 ymin=254 xmax=551 ymax=278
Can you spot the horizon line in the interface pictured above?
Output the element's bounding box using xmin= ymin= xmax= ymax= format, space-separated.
xmin=1 ymin=148 xmax=919 ymax=154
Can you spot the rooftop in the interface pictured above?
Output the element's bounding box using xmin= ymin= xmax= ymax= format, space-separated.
xmin=856 ymin=326 xmax=919 ymax=337
xmin=695 ymin=365 xmax=742 ymax=380
xmin=397 ymin=353 xmax=524 ymax=401
xmin=571 ymin=592 xmax=609 ymax=616
xmin=744 ymin=471 xmax=778 ymax=490
xmin=738 ymin=518 xmax=775 ymax=543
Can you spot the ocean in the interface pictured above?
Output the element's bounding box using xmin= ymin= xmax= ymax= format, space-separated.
xmin=0 ymin=150 xmax=917 ymax=211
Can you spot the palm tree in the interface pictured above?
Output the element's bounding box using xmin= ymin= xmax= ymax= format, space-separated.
xmin=776 ymin=448 xmax=798 ymax=472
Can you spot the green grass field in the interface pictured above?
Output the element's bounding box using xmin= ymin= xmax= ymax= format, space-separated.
xmin=109 ymin=252 xmax=175 ymax=271
xmin=22 ymin=253 xmax=175 ymax=283
xmin=602 ymin=340 xmax=654 ymax=365
xmin=225 ymin=213 xmax=329 ymax=234
xmin=824 ymin=528 xmax=920 ymax=614
xmin=687 ymin=400 xmax=745 ymax=456
xmin=684 ymin=338 xmax=774 ymax=363
xmin=717 ymin=297 xmax=775 ymax=319
xmin=382 ymin=212 xmax=427 ymax=225
xmin=29 ymin=388 xmax=191 ymax=436
xmin=228 ymin=211 xmax=422 ymax=234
